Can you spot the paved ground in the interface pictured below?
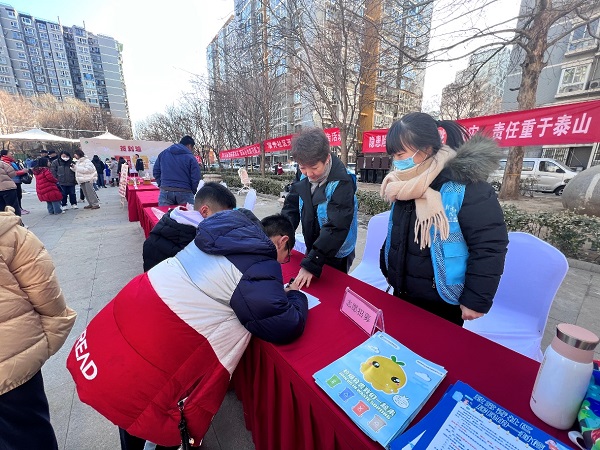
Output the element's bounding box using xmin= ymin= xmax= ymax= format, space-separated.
xmin=18 ymin=182 xmax=599 ymax=450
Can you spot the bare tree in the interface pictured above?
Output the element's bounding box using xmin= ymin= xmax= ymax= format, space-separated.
xmin=497 ymin=0 xmax=599 ymax=199
xmin=440 ymin=78 xmax=487 ymax=120
xmin=206 ymin=5 xmax=288 ymax=174
xmin=421 ymin=0 xmax=600 ymax=199
xmin=0 ymin=92 xmax=132 ymax=151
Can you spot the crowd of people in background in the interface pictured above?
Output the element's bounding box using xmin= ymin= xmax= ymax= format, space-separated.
xmin=0 ymin=146 xmax=135 ymax=216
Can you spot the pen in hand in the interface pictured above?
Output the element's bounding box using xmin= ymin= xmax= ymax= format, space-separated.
xmin=286 ymin=278 xmax=296 ymax=289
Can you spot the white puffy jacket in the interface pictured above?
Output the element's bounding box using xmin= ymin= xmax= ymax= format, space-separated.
xmin=72 ymin=156 xmax=98 ymax=184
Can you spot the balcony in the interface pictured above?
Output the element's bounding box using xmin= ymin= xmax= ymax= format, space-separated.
xmin=564 ymin=40 xmax=599 ymax=57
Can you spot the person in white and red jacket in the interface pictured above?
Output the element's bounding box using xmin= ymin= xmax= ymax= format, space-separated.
xmin=67 ymin=210 xmax=307 ymax=449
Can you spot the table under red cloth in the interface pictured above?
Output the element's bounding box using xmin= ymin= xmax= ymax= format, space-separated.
xmin=126 ymin=184 xmax=159 ymax=221
xmin=232 ymin=252 xmax=569 ymax=450
xmin=131 ymin=190 xmax=159 ymax=224
xmin=140 ymin=205 xmax=171 ymax=238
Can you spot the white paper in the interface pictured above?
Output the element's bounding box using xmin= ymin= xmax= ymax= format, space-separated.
xmin=429 ymin=402 xmax=537 ymax=450
xmin=284 ymin=284 xmax=320 ymax=309
xmin=302 ymin=290 xmax=320 ymax=309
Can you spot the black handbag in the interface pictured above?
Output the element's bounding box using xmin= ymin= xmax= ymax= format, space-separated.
xmin=20 ymin=172 xmax=33 ymax=184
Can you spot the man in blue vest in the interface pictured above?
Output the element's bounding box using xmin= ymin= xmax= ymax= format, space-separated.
xmin=281 ymin=128 xmax=358 ymax=289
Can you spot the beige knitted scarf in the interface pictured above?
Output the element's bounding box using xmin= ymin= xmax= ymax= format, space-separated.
xmin=380 ymin=146 xmax=456 ymax=249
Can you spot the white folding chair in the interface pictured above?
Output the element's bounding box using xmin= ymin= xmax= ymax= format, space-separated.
xmin=237 ymin=167 xmax=251 ymax=195
xmin=243 ymin=189 xmax=257 ymax=211
xmin=463 ymin=232 xmax=568 ymax=361
xmin=349 ymin=211 xmax=391 ymax=291
xmin=293 ymin=233 xmax=306 ymax=254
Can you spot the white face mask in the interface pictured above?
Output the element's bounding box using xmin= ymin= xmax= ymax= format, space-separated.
xmin=61 ymin=157 xmax=69 ymax=161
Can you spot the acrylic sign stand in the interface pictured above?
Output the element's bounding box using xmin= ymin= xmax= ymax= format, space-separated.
xmin=340 ymin=287 xmax=385 ymax=336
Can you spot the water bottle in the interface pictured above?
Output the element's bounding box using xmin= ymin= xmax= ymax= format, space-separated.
xmin=530 ymin=323 xmax=599 ymax=429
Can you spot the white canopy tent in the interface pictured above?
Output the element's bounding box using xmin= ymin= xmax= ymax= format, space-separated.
xmin=0 ymin=128 xmax=79 ymax=143
xmin=89 ymin=131 xmax=123 ymax=140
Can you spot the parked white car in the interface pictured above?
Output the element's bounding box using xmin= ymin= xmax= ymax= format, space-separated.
xmin=489 ymin=157 xmax=577 ymax=196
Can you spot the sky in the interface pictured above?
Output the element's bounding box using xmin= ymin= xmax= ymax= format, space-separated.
xmin=11 ymin=0 xmax=519 ymax=127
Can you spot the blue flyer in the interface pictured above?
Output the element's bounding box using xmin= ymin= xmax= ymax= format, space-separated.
xmin=314 ymin=332 xmax=447 ymax=448
xmin=390 ymin=381 xmax=571 ymax=450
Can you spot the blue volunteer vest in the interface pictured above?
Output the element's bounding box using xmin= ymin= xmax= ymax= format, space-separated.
xmin=385 ymin=181 xmax=467 ymax=304
xmin=299 ymin=172 xmax=358 ymax=258
xmin=430 ymin=181 xmax=468 ymax=305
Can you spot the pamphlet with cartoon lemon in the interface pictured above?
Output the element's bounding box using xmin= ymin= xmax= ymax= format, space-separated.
xmin=314 ymin=332 xmax=447 ymax=448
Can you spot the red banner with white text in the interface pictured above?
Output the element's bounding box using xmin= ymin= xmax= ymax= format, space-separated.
xmin=219 ymin=143 xmax=261 ymax=160
xmin=222 ymin=127 xmax=343 ymax=160
xmin=362 ymin=100 xmax=600 ymax=153
xmin=264 ymin=127 xmax=342 ymax=153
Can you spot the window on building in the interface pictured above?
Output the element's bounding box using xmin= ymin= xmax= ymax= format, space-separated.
xmin=15 ymin=42 xmax=24 ymax=50
xmin=42 ymin=41 xmax=50 ymax=49
xmin=37 ymin=85 xmax=47 ymax=92
xmin=20 ymin=61 xmax=28 ymax=69
xmin=38 ymin=23 xmax=47 ymax=30
xmin=10 ymin=20 xmax=17 ymax=28
xmin=558 ymin=64 xmax=590 ymax=94
xmin=51 ymin=87 xmax=60 ymax=95
xmin=39 ymin=32 xmax=49 ymax=40
xmin=47 ymin=68 xmax=56 ymax=76
xmin=64 ymin=87 xmax=74 ymax=95
xmin=0 ymin=66 xmax=8 ymax=74
xmin=24 ymin=27 xmax=34 ymax=36
xmin=24 ymin=81 xmax=34 ymax=89
xmin=568 ymin=20 xmax=599 ymax=53
xmin=0 ymin=57 xmax=6 ymax=64
xmin=49 ymin=24 xmax=60 ymax=31
xmin=21 ymin=17 xmax=32 ymax=25
xmin=50 ymin=78 xmax=58 ymax=85
xmin=30 ymin=57 xmax=40 ymax=65
xmin=60 ymin=78 xmax=72 ymax=86
xmin=7 ymin=10 xmax=15 ymax=18
xmin=12 ymin=31 xmax=23 ymax=39
xmin=17 ymin=52 xmax=26 ymax=59
xmin=45 ymin=60 xmax=54 ymax=68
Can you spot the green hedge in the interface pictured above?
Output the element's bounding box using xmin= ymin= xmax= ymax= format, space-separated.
xmin=356 ymin=190 xmax=390 ymax=216
xmin=219 ymin=174 xmax=288 ymax=197
xmin=502 ymin=205 xmax=600 ymax=261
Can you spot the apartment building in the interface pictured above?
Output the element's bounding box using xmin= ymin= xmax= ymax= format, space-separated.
xmin=0 ymin=2 xmax=130 ymax=129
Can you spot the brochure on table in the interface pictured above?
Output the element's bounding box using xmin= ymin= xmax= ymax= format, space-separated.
xmin=390 ymin=381 xmax=571 ymax=450
xmin=314 ymin=332 xmax=447 ymax=448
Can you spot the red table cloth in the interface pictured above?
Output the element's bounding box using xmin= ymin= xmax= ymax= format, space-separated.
xmin=132 ymin=190 xmax=160 ymax=225
xmin=140 ymin=205 xmax=171 ymax=238
xmin=126 ymin=184 xmax=159 ymax=222
xmin=232 ymin=252 xmax=569 ymax=450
